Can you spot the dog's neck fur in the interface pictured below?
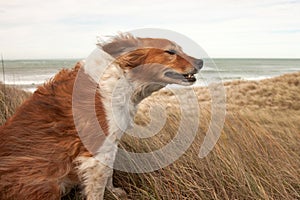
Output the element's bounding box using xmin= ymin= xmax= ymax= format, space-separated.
xmin=84 ymin=48 xmax=164 ymax=132
xmin=130 ymin=83 xmax=164 ymax=105
xmin=82 ymin=48 xmax=163 ymax=166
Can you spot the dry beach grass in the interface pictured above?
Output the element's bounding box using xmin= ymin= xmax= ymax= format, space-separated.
xmin=0 ymin=84 xmax=31 ymax=125
xmin=1 ymin=72 xmax=300 ymax=199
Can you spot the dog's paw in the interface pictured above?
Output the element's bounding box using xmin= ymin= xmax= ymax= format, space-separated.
xmin=110 ymin=187 xmax=128 ymax=199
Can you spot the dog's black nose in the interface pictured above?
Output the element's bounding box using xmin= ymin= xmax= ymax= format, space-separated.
xmin=195 ymin=59 xmax=203 ymax=70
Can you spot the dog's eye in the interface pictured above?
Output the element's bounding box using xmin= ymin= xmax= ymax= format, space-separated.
xmin=165 ymin=49 xmax=176 ymax=55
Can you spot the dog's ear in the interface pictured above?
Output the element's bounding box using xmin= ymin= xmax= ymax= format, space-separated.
xmin=99 ymin=34 xmax=140 ymax=58
xmin=116 ymin=49 xmax=148 ymax=70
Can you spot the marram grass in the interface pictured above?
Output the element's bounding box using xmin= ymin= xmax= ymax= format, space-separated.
xmin=1 ymin=72 xmax=299 ymax=199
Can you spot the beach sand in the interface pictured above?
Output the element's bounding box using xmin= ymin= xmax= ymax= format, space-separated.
xmin=1 ymin=72 xmax=300 ymax=199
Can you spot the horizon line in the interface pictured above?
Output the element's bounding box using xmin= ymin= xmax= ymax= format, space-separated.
xmin=2 ymin=57 xmax=300 ymax=61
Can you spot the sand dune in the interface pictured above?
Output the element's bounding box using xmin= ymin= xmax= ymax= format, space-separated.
xmin=118 ymin=72 xmax=300 ymax=200
xmin=1 ymin=72 xmax=300 ymax=199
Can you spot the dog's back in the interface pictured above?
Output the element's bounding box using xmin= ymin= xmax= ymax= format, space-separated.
xmin=0 ymin=34 xmax=203 ymax=199
xmin=0 ymin=63 xmax=89 ymax=199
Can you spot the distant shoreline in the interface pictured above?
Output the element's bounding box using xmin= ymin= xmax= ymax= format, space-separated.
xmin=2 ymin=58 xmax=300 ymax=61
xmin=1 ymin=58 xmax=299 ymax=93
xmin=1 ymin=71 xmax=299 ymax=94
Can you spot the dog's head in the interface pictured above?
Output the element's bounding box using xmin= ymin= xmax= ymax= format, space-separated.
xmin=99 ymin=34 xmax=203 ymax=86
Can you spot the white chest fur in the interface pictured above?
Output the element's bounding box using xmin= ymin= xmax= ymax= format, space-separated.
xmin=83 ymin=48 xmax=136 ymax=167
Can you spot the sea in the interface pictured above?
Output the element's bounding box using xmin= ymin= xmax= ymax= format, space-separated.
xmin=1 ymin=59 xmax=300 ymax=92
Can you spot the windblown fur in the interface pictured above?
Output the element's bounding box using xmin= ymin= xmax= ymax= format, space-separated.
xmin=0 ymin=33 xmax=203 ymax=200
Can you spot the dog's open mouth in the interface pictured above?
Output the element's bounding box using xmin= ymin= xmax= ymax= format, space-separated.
xmin=165 ymin=71 xmax=197 ymax=82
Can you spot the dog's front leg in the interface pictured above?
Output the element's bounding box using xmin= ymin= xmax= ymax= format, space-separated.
xmin=76 ymin=156 xmax=111 ymax=200
xmin=96 ymin=146 xmax=128 ymax=199
xmin=106 ymin=172 xmax=128 ymax=199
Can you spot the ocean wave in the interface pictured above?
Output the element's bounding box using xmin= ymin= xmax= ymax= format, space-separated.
xmin=4 ymin=80 xmax=45 ymax=86
xmin=245 ymin=76 xmax=273 ymax=81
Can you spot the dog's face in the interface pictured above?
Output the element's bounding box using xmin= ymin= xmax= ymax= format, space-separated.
xmin=100 ymin=35 xmax=203 ymax=86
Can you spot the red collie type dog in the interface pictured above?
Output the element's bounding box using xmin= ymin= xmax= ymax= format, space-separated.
xmin=0 ymin=34 xmax=203 ymax=199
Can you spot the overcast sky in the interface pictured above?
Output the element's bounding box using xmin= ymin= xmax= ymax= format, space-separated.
xmin=0 ymin=0 xmax=299 ymax=59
